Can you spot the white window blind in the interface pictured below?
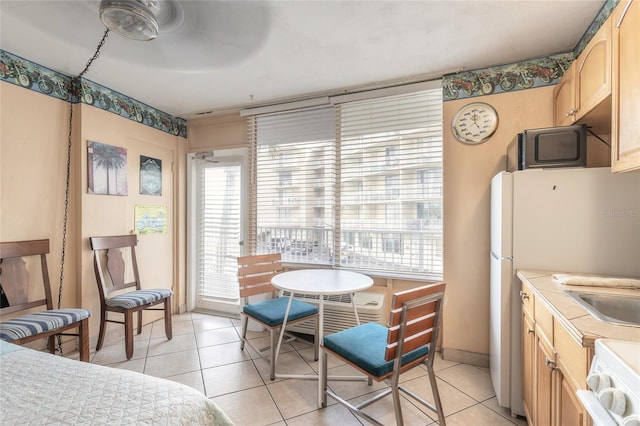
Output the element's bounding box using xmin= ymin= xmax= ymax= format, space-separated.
xmin=195 ymin=161 xmax=242 ymax=301
xmin=250 ymin=86 xmax=443 ymax=277
xmin=338 ymin=90 xmax=443 ymax=275
xmin=254 ymin=107 xmax=337 ymax=264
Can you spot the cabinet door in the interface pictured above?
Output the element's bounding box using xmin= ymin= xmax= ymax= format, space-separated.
xmin=559 ymin=371 xmax=585 ymax=426
xmin=522 ymin=312 xmax=536 ymax=424
xmin=575 ymin=18 xmax=612 ymax=120
xmin=535 ymin=333 xmax=556 ymax=426
xmin=553 ymin=63 xmax=577 ymax=126
xmin=612 ymin=0 xmax=640 ymax=172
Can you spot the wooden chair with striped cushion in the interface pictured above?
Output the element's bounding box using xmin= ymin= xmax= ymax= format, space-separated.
xmin=0 ymin=239 xmax=91 ymax=361
xmin=320 ymin=282 xmax=447 ymax=426
xmin=90 ymin=235 xmax=172 ymax=360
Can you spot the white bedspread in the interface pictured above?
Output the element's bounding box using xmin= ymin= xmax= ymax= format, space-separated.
xmin=0 ymin=340 xmax=233 ymax=425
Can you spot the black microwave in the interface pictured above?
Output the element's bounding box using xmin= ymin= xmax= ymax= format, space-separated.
xmin=507 ymin=124 xmax=587 ymax=171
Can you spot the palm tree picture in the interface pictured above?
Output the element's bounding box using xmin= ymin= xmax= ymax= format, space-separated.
xmin=88 ymin=141 xmax=128 ymax=195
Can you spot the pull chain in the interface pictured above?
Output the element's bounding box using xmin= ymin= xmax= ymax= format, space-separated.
xmin=56 ymin=29 xmax=110 ymax=355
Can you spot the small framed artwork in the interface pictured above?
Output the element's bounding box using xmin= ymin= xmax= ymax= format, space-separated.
xmin=87 ymin=140 xmax=128 ymax=195
xmin=140 ymin=155 xmax=162 ymax=196
xmin=134 ymin=205 xmax=167 ymax=235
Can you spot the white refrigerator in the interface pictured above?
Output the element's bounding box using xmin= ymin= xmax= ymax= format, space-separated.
xmin=489 ymin=167 xmax=640 ymax=417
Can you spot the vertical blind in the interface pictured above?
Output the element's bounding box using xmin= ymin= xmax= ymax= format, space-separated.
xmin=248 ymin=85 xmax=443 ymax=277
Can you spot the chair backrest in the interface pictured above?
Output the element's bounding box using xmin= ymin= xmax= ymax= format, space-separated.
xmin=385 ymin=282 xmax=446 ymax=363
xmin=0 ymin=239 xmax=53 ymax=315
xmin=237 ymin=253 xmax=283 ymax=300
xmin=90 ymin=235 xmax=141 ymax=302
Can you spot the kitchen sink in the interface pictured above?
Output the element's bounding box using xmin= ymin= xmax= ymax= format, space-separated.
xmin=565 ymin=290 xmax=640 ymax=327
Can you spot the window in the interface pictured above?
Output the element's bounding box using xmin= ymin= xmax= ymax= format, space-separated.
xmin=385 ymin=175 xmax=400 ymax=200
xmin=248 ymin=84 xmax=443 ymax=277
xmin=252 ymin=107 xmax=336 ymax=262
xmin=419 ymin=168 xmax=443 ymax=198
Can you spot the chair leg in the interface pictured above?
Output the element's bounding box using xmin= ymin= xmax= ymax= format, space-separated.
xmin=47 ymin=335 xmax=56 ymax=355
xmin=79 ymin=318 xmax=90 ymax=362
xmin=164 ymin=298 xmax=172 ymax=340
xmin=96 ymin=308 xmax=107 ymax=352
xmin=269 ymin=328 xmax=277 ymax=380
xmin=320 ymin=349 xmax=328 ymax=408
xmin=78 ymin=318 xmax=89 ymax=362
xmin=313 ymin=316 xmax=319 ymax=361
xmin=427 ymin=364 xmax=446 ymax=425
xmin=137 ymin=310 xmax=143 ymax=335
xmin=239 ymin=315 xmax=248 ymax=350
xmin=391 ymin=383 xmax=404 ymax=426
xmin=124 ymin=310 xmax=134 ymax=360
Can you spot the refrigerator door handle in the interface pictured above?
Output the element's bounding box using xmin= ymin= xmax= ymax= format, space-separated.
xmin=491 ymin=251 xmax=513 ymax=261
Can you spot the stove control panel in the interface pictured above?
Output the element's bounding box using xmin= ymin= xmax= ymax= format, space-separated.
xmin=580 ymin=339 xmax=640 ymax=426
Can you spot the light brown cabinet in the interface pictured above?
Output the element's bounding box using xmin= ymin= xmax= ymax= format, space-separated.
xmin=520 ymin=280 xmax=591 ymax=426
xmin=611 ymin=0 xmax=640 ymax=172
xmin=521 ymin=288 xmax=536 ymax=424
xmin=535 ymin=331 xmax=556 ymax=425
xmin=553 ymin=62 xmax=577 ymax=126
xmin=553 ymin=18 xmax=612 ymax=127
xmin=559 ymin=366 xmax=585 ymax=426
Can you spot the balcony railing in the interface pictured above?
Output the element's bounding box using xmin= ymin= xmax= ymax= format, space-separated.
xmin=257 ymin=225 xmax=442 ymax=275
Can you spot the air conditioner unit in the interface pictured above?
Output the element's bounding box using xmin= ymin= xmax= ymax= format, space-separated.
xmin=284 ymin=291 xmax=386 ymax=335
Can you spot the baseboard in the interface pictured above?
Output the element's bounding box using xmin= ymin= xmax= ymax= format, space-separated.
xmin=441 ymin=347 xmax=489 ymax=368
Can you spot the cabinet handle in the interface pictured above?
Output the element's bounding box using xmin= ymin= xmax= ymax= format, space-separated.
xmin=527 ymin=328 xmax=534 ymax=335
xmin=545 ymin=357 xmax=558 ymax=371
xmin=519 ymin=290 xmax=529 ymax=301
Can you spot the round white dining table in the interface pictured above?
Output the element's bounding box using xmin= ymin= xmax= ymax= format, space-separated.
xmin=271 ymin=269 xmax=374 ymax=407
xmin=272 ymin=269 xmax=373 ymax=297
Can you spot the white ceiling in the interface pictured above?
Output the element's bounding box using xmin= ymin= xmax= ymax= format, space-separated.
xmin=0 ymin=0 xmax=605 ymax=119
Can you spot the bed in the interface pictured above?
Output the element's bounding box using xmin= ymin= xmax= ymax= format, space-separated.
xmin=0 ymin=340 xmax=234 ymax=425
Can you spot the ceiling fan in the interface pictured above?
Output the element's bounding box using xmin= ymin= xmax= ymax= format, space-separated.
xmin=99 ymin=0 xmax=160 ymax=41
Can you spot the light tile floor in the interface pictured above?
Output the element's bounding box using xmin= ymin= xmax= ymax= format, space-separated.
xmin=84 ymin=312 xmax=529 ymax=426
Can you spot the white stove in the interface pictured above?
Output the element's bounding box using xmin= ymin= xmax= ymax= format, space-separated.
xmin=578 ymin=339 xmax=640 ymax=426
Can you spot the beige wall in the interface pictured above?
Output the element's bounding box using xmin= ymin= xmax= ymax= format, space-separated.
xmin=188 ymin=114 xmax=247 ymax=152
xmin=442 ymin=86 xmax=554 ymax=362
xmin=1 ymin=82 xmax=186 ymax=348
xmin=78 ymin=105 xmax=185 ymax=341
xmin=1 ymin=83 xmax=79 ymax=311
xmin=441 ymin=86 xmax=610 ymax=363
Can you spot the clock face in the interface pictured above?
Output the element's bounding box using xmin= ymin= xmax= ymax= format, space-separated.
xmin=452 ymin=102 xmax=498 ymax=144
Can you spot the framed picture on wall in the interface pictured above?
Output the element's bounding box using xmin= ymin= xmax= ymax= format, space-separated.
xmin=87 ymin=140 xmax=128 ymax=195
xmin=134 ymin=205 xmax=167 ymax=234
xmin=139 ymin=155 xmax=162 ymax=196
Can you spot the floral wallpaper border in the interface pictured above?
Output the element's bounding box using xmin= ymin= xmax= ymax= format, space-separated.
xmin=0 ymin=49 xmax=187 ymax=138
xmin=442 ymin=0 xmax=620 ymax=101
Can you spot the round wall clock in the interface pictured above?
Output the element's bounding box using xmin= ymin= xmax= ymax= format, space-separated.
xmin=452 ymin=102 xmax=499 ymax=144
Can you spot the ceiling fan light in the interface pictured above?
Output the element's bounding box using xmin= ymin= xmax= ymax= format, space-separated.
xmin=100 ymin=0 xmax=159 ymax=41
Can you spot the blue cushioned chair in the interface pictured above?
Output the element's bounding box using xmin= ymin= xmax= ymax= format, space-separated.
xmin=320 ymin=282 xmax=447 ymax=426
xmin=90 ymin=235 xmax=172 ymax=360
xmin=0 ymin=239 xmax=91 ymax=361
xmin=237 ymin=253 xmax=319 ymax=380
